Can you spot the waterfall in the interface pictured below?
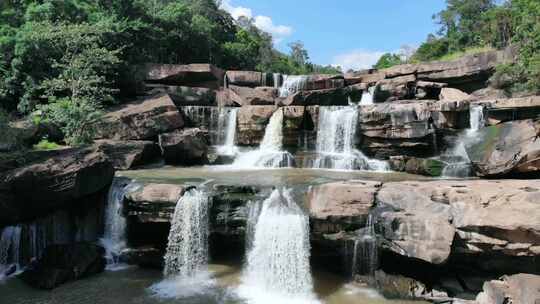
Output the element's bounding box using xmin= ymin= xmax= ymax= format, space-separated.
xmin=0 ymin=226 xmax=21 ymax=280
xmin=273 ymin=73 xmax=283 ymax=89
xmin=351 ymin=215 xmax=378 ymax=276
xmin=100 ymin=178 xmax=139 ymax=269
xmin=245 ymin=200 xmax=263 ymax=251
xmin=232 ymin=109 xmax=295 ymax=168
xmin=441 ymin=104 xmax=485 ymax=177
xmin=238 ymin=189 xmax=318 ymax=304
xmin=182 ymin=106 xmax=220 ymax=144
xmin=279 ymin=75 xmax=308 ymax=98
xmin=360 ymin=87 xmax=375 ymax=105
xmin=163 ymin=189 xmax=210 ymax=277
xmin=216 ymin=107 xmax=239 ymax=156
xmin=313 ymin=107 xmax=388 ymax=171
xmin=150 ymin=189 xmax=214 ymax=299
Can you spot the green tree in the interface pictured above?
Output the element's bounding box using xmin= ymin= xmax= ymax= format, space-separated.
xmin=374 ymin=53 xmax=403 ymax=69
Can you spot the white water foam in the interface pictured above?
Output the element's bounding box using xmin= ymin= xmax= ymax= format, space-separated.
xmin=238 ymin=189 xmax=319 ymax=304
xmin=360 ymin=86 xmax=375 ymax=105
xmin=279 ymin=75 xmax=308 ymax=98
xmin=232 ymin=108 xmax=295 ymax=169
xmin=150 ymin=189 xmax=214 ymax=299
xmin=313 ymin=106 xmax=388 ymax=171
xmin=216 ymin=107 xmax=239 ymax=156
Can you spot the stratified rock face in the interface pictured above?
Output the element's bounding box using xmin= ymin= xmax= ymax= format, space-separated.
xmin=142 ymin=63 xmax=224 ymax=89
xmin=229 ymin=85 xmax=277 ymax=106
xmin=280 ymin=88 xmax=349 ymax=106
xmin=378 ymin=180 xmax=540 ymax=264
xmin=480 ymin=95 xmax=540 ymax=125
xmin=20 ymin=243 xmax=106 ymax=290
xmin=95 ymin=140 xmax=160 ymax=170
xmin=359 ymin=101 xmax=437 ymax=158
xmin=466 ymin=119 xmax=540 ymax=177
xmin=148 ymin=85 xmax=217 ymax=107
xmin=307 ymin=181 xmax=381 ymax=234
xmin=236 ymin=106 xmax=277 ymax=145
xmin=384 ymin=48 xmax=515 ymax=90
xmin=124 ymin=183 xmax=186 ymax=223
xmin=374 ymin=75 xmax=416 ymax=102
xmin=439 ymin=87 xmax=471 ymax=101
xmin=0 ymin=148 xmax=114 ymax=226
xmin=158 ymin=128 xmax=209 ymax=166
xmin=283 ymin=106 xmax=306 ymax=147
xmin=226 ymin=71 xmax=268 ymax=88
xmin=388 ymin=156 xmax=445 ymax=177
xmin=97 ymin=94 xmax=184 ymax=141
xmin=476 ymin=274 xmax=540 ymax=304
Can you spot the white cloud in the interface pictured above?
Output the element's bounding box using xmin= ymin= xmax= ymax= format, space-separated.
xmin=332 ymin=50 xmax=386 ymax=71
xmin=220 ymin=0 xmax=292 ymax=44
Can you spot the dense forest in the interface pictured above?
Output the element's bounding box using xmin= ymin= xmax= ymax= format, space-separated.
xmin=375 ymin=0 xmax=540 ymax=94
xmin=0 ymin=0 xmax=538 ymax=146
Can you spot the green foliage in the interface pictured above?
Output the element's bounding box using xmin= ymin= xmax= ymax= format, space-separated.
xmin=33 ymin=138 xmax=62 ymax=151
xmin=37 ymin=98 xmax=103 ymax=146
xmin=413 ymin=0 xmax=540 ymax=93
xmin=374 ymin=53 xmax=403 ymax=69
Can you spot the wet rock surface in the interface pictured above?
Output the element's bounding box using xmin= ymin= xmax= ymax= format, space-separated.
xmin=158 ymin=128 xmax=209 ymax=166
xmin=20 ymin=243 xmax=106 ymax=290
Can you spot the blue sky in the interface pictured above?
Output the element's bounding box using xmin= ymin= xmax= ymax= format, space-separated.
xmin=221 ymin=0 xmax=447 ymax=70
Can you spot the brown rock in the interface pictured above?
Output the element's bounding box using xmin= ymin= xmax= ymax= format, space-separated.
xmin=229 ymin=85 xmax=277 ymax=106
xmin=466 ymin=119 xmax=540 ymax=177
xmin=236 ymin=106 xmax=277 ymax=145
xmin=158 ymin=128 xmax=209 ymax=166
xmin=225 ymin=71 xmax=264 ymax=87
xmin=476 ymin=274 xmax=540 ymax=304
xmin=280 ymin=88 xmax=349 ymax=106
xmin=0 ymin=147 xmax=114 ymax=226
xmin=97 ymin=94 xmax=184 ymax=141
xmin=95 ymin=140 xmax=160 ymax=170
xmin=142 ymin=63 xmax=224 ymax=89
xmin=439 ymin=87 xmax=471 ymax=101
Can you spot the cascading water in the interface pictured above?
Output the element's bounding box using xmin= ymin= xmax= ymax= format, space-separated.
xmin=441 ymin=104 xmax=485 ymax=177
xmin=279 ymin=75 xmax=308 ymax=98
xmin=150 ymin=189 xmax=213 ymax=298
xmin=100 ymin=178 xmax=139 ymax=269
xmin=232 ymin=108 xmax=295 ymax=168
xmin=182 ymin=106 xmax=220 ymax=144
xmin=238 ymin=189 xmax=318 ymax=304
xmin=312 ymin=107 xmax=388 ymax=171
xmin=360 ymin=86 xmax=375 ymax=105
xmin=245 ymin=200 xmax=263 ymax=251
xmin=216 ymin=107 xmax=239 ymax=156
xmin=351 ymin=215 xmax=378 ymax=276
xmin=0 ymin=226 xmax=22 ymax=280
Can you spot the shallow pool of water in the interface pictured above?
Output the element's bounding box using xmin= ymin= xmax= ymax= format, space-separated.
xmin=0 ymin=264 xmax=428 ymax=304
xmin=119 ymin=166 xmax=431 ymax=187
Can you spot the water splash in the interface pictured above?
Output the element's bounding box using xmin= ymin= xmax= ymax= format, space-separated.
xmin=441 ymin=104 xmax=485 ymax=177
xmin=100 ymin=178 xmax=140 ymax=270
xmin=150 ymin=189 xmax=213 ymax=298
xmin=233 ymin=109 xmax=295 ymax=168
xmin=279 ymin=75 xmax=308 ymax=98
xmin=238 ymin=189 xmax=319 ymax=304
xmin=216 ymin=108 xmax=239 ymax=156
xmin=313 ymin=107 xmax=388 ymax=171
xmin=352 ymin=215 xmax=378 ymax=276
xmin=360 ymin=87 xmax=375 ymax=105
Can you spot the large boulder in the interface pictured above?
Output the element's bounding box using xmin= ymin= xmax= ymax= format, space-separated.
xmin=236 ymin=106 xmax=277 ymax=145
xmin=476 ymin=274 xmax=540 ymax=304
xmin=479 ymin=95 xmax=540 ymax=125
xmin=307 ymin=181 xmax=381 ymax=234
xmin=147 ymin=85 xmax=216 ymax=107
xmin=377 ymin=181 xmax=456 ymax=264
xmin=377 ymin=180 xmax=540 ymax=264
xmin=158 ymin=128 xmax=209 ymax=166
xmin=359 ymin=101 xmax=437 ymax=158
xmin=439 ymin=87 xmax=471 ymax=101
xmin=374 ymin=75 xmax=416 ymax=102
xmin=466 ymin=119 xmax=540 ymax=177
xmin=97 ymin=94 xmax=184 ymax=141
xmin=280 ymin=88 xmax=349 ymax=106
xmin=95 ymin=140 xmax=160 ymax=170
xmin=229 ymin=85 xmax=278 ymax=106
xmin=124 ymin=183 xmax=186 ymax=223
xmin=225 ymin=71 xmax=278 ymax=87
xmin=20 ymin=243 xmax=106 ymax=289
xmin=0 ymin=148 xmax=114 ymax=226
xmin=141 ymin=63 xmax=224 ymax=89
